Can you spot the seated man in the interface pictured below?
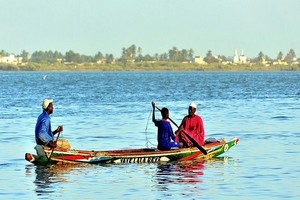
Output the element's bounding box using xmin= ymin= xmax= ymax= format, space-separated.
xmin=176 ymin=102 xmax=205 ymax=147
xmin=152 ymin=102 xmax=182 ymax=150
xmin=35 ymin=98 xmax=63 ymax=156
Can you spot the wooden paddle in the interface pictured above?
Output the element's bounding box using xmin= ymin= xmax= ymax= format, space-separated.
xmin=47 ymin=131 xmax=61 ymax=163
xmin=155 ymin=105 xmax=207 ymax=155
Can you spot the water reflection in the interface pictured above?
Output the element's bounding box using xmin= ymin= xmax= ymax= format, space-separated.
xmin=155 ymin=157 xmax=231 ymax=190
xmin=25 ymin=164 xmax=85 ymax=197
xmin=156 ymin=159 xmax=205 ymax=187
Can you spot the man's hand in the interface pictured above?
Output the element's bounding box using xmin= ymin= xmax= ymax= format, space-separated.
xmin=152 ymin=101 xmax=155 ymax=109
xmin=54 ymin=125 xmax=63 ymax=134
xmin=175 ymin=126 xmax=183 ymax=135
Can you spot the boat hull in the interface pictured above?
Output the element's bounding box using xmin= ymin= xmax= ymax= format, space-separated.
xmin=25 ymin=137 xmax=239 ymax=165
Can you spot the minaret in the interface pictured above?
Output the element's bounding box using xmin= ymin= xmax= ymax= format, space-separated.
xmin=239 ymin=49 xmax=247 ymax=63
xmin=233 ymin=49 xmax=239 ymax=63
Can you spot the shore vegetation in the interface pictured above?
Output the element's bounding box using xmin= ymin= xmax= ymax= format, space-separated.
xmin=1 ymin=45 xmax=299 ymax=71
xmin=1 ymin=62 xmax=299 ymax=71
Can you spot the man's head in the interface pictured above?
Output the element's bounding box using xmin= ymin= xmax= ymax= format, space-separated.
xmin=42 ymin=98 xmax=54 ymax=114
xmin=188 ymin=102 xmax=197 ymax=117
xmin=160 ymin=107 xmax=169 ymax=119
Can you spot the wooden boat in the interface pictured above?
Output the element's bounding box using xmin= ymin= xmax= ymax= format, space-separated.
xmin=25 ymin=137 xmax=239 ymax=165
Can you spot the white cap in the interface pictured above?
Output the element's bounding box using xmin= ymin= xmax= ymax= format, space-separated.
xmin=189 ymin=102 xmax=197 ymax=109
xmin=42 ymin=98 xmax=53 ymax=109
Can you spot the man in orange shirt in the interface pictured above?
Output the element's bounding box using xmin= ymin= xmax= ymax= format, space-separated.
xmin=175 ymin=102 xmax=205 ymax=147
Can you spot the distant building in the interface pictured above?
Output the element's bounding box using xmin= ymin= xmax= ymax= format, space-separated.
xmin=96 ymin=58 xmax=105 ymax=64
xmin=272 ymin=59 xmax=288 ymax=66
xmin=233 ymin=49 xmax=248 ymax=64
xmin=192 ymin=56 xmax=207 ymax=64
xmin=261 ymin=57 xmax=271 ymax=66
xmin=0 ymin=54 xmax=23 ymax=64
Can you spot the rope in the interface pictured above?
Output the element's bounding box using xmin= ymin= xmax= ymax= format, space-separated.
xmin=144 ymin=109 xmax=156 ymax=148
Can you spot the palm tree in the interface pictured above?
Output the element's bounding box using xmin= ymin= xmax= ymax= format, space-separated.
xmin=277 ymin=51 xmax=284 ymax=60
xmin=188 ymin=49 xmax=194 ymax=61
xmin=169 ymin=47 xmax=178 ymax=62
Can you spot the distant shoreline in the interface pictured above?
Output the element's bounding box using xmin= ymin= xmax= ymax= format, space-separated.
xmin=1 ymin=62 xmax=300 ymax=71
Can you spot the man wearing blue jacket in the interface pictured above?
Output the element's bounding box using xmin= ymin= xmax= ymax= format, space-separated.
xmin=35 ymin=98 xmax=63 ymax=155
xmin=152 ymin=102 xmax=182 ymax=150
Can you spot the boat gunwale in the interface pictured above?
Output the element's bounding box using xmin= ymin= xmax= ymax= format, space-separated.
xmin=44 ymin=139 xmax=226 ymax=158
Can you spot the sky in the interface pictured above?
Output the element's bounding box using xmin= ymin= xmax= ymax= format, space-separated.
xmin=1 ymin=0 xmax=300 ymax=59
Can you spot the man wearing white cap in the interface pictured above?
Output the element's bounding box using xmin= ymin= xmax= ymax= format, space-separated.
xmin=175 ymin=102 xmax=205 ymax=147
xmin=35 ymin=98 xmax=63 ymax=150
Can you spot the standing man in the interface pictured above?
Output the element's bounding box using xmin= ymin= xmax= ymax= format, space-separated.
xmin=152 ymin=102 xmax=182 ymax=150
xmin=176 ymin=102 xmax=205 ymax=147
xmin=35 ymin=98 xmax=63 ymax=150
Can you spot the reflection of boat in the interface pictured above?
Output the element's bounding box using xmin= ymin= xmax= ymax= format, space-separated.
xmin=25 ymin=137 xmax=239 ymax=165
xmin=156 ymin=159 xmax=205 ymax=184
xmin=25 ymin=163 xmax=88 ymax=197
xmin=155 ymin=157 xmax=234 ymax=187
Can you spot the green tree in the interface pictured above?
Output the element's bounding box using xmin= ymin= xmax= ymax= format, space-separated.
xmin=134 ymin=47 xmax=143 ymax=62
xmin=20 ymin=50 xmax=29 ymax=62
xmin=30 ymin=50 xmax=63 ymax=63
xmin=94 ymin=51 xmax=104 ymax=63
xmin=65 ymin=50 xmax=82 ymax=63
xmin=129 ymin=44 xmax=136 ymax=59
xmin=121 ymin=44 xmax=137 ymax=64
xmin=253 ymin=51 xmax=265 ymax=63
xmin=277 ymin=51 xmax=284 ymax=60
xmin=137 ymin=47 xmax=142 ymax=57
xmin=218 ymin=55 xmax=228 ymax=62
xmin=143 ymin=54 xmax=153 ymax=61
xmin=0 ymin=50 xmax=8 ymax=56
xmin=153 ymin=53 xmax=159 ymax=61
xmin=105 ymin=54 xmax=114 ymax=64
xmin=121 ymin=47 xmax=127 ymax=64
xmin=30 ymin=51 xmax=46 ymax=63
xmin=159 ymin=53 xmax=168 ymax=61
xmin=188 ymin=49 xmax=194 ymax=61
xmin=264 ymin=55 xmax=272 ymax=62
xmin=284 ymin=49 xmax=296 ymax=63
xmin=204 ymin=50 xmax=218 ymax=64
xmin=53 ymin=51 xmax=64 ymax=63
xmin=80 ymin=54 xmax=93 ymax=63
xmin=169 ymin=47 xmax=179 ymax=62
xmin=179 ymin=49 xmax=188 ymax=62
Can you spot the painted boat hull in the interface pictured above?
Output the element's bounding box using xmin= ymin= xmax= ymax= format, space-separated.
xmin=25 ymin=137 xmax=239 ymax=165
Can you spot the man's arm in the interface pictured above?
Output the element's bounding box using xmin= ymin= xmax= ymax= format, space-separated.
xmin=152 ymin=102 xmax=156 ymax=123
xmin=195 ymin=116 xmax=205 ymax=145
xmin=37 ymin=119 xmax=53 ymax=144
xmin=52 ymin=125 xmax=63 ymax=135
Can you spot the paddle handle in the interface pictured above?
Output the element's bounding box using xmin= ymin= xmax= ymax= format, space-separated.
xmin=47 ymin=131 xmax=61 ymax=162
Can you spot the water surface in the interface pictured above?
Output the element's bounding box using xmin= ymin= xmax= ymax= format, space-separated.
xmin=0 ymin=71 xmax=299 ymax=199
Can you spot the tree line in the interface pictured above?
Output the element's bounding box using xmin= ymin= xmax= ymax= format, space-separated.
xmin=0 ymin=45 xmax=298 ymax=64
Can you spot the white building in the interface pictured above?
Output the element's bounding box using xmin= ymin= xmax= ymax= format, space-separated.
xmin=233 ymin=49 xmax=248 ymax=64
xmin=0 ymin=54 xmax=22 ymax=64
xmin=192 ymin=56 xmax=207 ymax=64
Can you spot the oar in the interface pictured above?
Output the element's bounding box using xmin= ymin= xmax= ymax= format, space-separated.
xmin=47 ymin=131 xmax=61 ymax=163
xmin=155 ymin=105 xmax=207 ymax=155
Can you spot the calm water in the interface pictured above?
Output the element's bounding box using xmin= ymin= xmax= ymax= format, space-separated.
xmin=0 ymin=71 xmax=300 ymax=199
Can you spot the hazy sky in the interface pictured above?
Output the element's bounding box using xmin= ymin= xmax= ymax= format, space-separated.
xmin=1 ymin=0 xmax=299 ymax=58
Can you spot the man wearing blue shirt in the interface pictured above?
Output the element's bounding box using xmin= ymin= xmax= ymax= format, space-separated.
xmin=35 ymin=98 xmax=63 ymax=150
xmin=152 ymin=102 xmax=182 ymax=150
